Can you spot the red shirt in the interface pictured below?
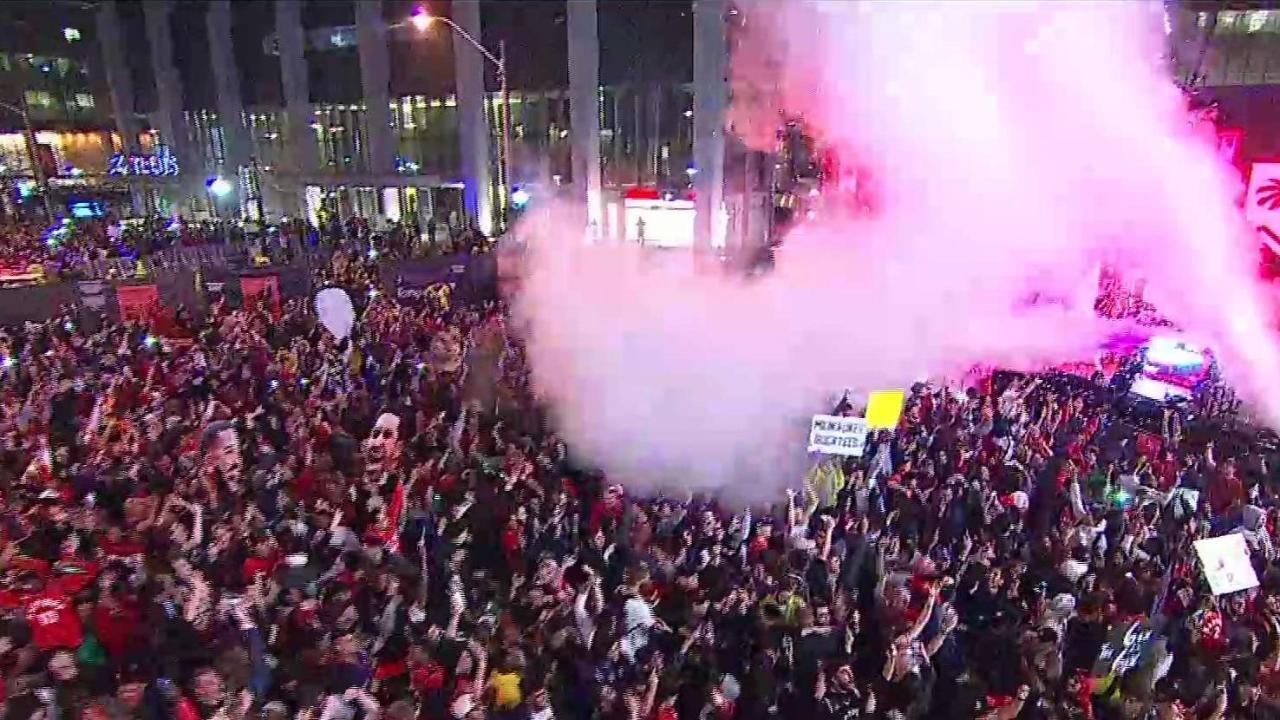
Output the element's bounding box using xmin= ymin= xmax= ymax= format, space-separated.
xmin=92 ymin=600 xmax=143 ymax=659
xmin=1208 ymin=472 xmax=1244 ymax=515
xmin=0 ymin=588 xmax=82 ymax=649
xmin=243 ymin=554 xmax=280 ymax=584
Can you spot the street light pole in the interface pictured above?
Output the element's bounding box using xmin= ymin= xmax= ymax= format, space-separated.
xmin=407 ymin=10 xmax=512 ymax=234
xmin=498 ymin=40 xmax=512 ymax=231
xmin=0 ymin=98 xmax=54 ymax=220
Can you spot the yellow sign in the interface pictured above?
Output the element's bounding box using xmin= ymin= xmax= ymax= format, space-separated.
xmin=865 ymin=390 xmax=906 ymax=429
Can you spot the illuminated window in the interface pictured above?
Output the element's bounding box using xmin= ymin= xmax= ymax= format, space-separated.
xmin=1248 ymin=10 xmax=1272 ymax=33
xmin=23 ymin=91 xmax=52 ymax=108
xmin=1198 ymin=12 xmax=1208 ymax=28
xmin=1219 ymin=11 xmax=1239 ymax=31
xmin=74 ymin=93 xmax=95 ymax=109
xmin=63 ymin=27 xmax=80 ymax=42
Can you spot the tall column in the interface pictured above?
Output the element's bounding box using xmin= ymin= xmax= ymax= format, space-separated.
xmin=144 ymin=1 xmax=193 ymax=211
xmin=693 ymin=0 xmax=728 ymax=257
xmin=208 ymin=0 xmax=249 ymax=213
xmin=276 ymin=0 xmax=312 ymax=217
xmin=96 ymin=0 xmax=145 ymax=215
xmin=453 ymin=0 xmax=494 ymax=235
xmin=356 ymin=0 xmax=395 ymax=177
xmin=567 ymin=0 xmax=602 ymax=240
xmin=97 ymin=1 xmax=141 ymax=153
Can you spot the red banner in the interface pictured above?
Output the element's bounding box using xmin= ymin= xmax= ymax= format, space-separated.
xmin=241 ymin=275 xmax=280 ymax=318
xmin=116 ymin=284 xmax=160 ymax=323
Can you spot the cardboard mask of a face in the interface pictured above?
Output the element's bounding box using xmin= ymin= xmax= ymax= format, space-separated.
xmin=364 ymin=412 xmax=403 ymax=472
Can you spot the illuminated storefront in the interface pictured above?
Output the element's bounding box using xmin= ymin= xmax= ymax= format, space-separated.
xmin=0 ymin=129 xmax=118 ymax=178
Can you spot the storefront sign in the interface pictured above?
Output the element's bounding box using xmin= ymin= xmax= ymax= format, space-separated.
xmin=107 ymin=145 xmax=179 ymax=177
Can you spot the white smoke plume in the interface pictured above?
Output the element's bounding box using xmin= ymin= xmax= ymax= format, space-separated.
xmin=513 ymin=1 xmax=1280 ymax=501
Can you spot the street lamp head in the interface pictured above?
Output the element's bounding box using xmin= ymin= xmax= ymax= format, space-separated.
xmin=410 ymin=8 xmax=433 ymax=32
xmin=207 ymin=177 xmax=233 ymax=198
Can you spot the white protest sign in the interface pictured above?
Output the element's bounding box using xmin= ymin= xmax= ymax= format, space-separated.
xmin=1194 ymin=533 xmax=1259 ymax=596
xmin=808 ymin=415 xmax=869 ymax=457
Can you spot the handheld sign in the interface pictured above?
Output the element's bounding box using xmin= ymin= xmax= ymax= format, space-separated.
xmin=866 ymin=390 xmax=906 ymax=429
xmin=808 ymin=415 xmax=869 ymax=457
xmin=1194 ymin=533 xmax=1259 ymax=596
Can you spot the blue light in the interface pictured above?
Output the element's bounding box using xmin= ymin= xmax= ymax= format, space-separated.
xmin=511 ymin=187 xmax=531 ymax=209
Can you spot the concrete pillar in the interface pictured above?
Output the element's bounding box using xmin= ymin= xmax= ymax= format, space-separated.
xmin=144 ymin=1 xmax=193 ymax=212
xmin=453 ymin=0 xmax=494 ymax=235
xmin=567 ymin=0 xmax=602 ymax=240
xmin=207 ymin=0 xmax=249 ymax=214
xmin=97 ymin=1 xmax=141 ymax=153
xmin=275 ymin=0 xmax=312 ymax=218
xmin=96 ymin=1 xmax=145 ymax=215
xmin=356 ymin=0 xmax=395 ymax=176
xmin=693 ymin=0 xmax=728 ymax=256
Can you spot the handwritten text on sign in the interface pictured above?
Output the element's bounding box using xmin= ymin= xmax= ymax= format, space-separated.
xmin=1195 ymin=533 xmax=1259 ymax=596
xmin=808 ymin=415 xmax=869 ymax=457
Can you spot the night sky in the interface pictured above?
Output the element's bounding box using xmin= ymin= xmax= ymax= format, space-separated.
xmin=102 ymin=0 xmax=695 ymax=111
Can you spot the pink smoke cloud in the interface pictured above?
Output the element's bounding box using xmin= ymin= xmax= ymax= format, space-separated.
xmin=514 ymin=1 xmax=1280 ymax=501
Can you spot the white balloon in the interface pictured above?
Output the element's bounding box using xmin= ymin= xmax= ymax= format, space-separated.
xmin=314 ymin=288 xmax=355 ymax=340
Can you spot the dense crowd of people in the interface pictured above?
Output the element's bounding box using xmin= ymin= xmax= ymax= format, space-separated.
xmin=0 ymin=211 xmax=493 ymax=283
xmin=0 ymin=238 xmax=1274 ymax=720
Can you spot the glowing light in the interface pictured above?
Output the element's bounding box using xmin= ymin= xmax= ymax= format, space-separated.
xmin=511 ymin=188 xmax=531 ymax=208
xmin=685 ymin=166 xmax=698 ymax=177
xmin=1 ymin=357 xmax=14 ymax=368
xmin=367 ymin=248 xmax=379 ymax=260
xmin=410 ymin=8 xmax=433 ymax=32
xmin=143 ymin=335 xmax=158 ymax=348
xmin=207 ymin=177 xmax=233 ymax=197
xmin=1145 ymin=336 xmax=1205 ymax=368
xmin=63 ymin=321 xmax=74 ymax=332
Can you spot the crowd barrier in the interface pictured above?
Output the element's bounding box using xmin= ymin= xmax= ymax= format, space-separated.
xmin=0 ymin=251 xmax=498 ymax=328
